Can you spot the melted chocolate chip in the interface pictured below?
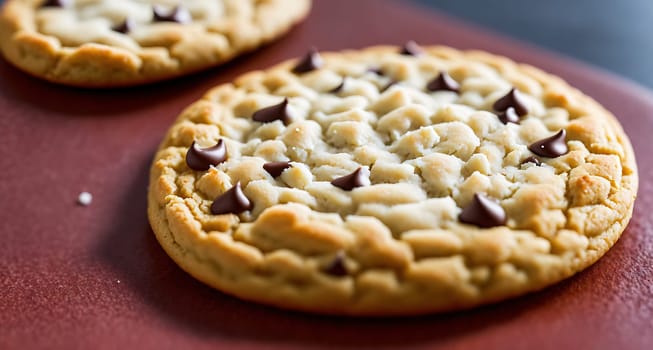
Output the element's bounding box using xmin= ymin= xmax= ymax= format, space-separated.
xmin=153 ymin=5 xmax=191 ymax=24
xmin=521 ymin=156 xmax=542 ymax=166
xmin=41 ymin=0 xmax=69 ymax=7
xmin=292 ymin=48 xmax=323 ymax=74
xmin=211 ymin=182 xmax=252 ymax=215
xmin=112 ymin=18 xmax=134 ymax=34
xmin=459 ymin=193 xmax=507 ymax=228
xmin=426 ymin=71 xmax=460 ymax=93
xmin=263 ymin=161 xmax=292 ymax=178
xmin=323 ymin=251 xmax=348 ymax=277
xmin=367 ymin=67 xmax=384 ymax=76
xmin=185 ymin=140 xmax=227 ymax=171
xmin=497 ymin=107 xmax=520 ymax=124
xmin=399 ymin=40 xmax=423 ymax=56
xmin=252 ymin=98 xmax=290 ymax=125
xmin=329 ymin=78 xmax=346 ymax=93
xmin=331 ymin=167 xmax=370 ymax=191
xmin=493 ymin=88 xmax=528 ymax=116
xmin=528 ymin=130 xmax=569 ymax=158
xmin=381 ymin=80 xmax=398 ymax=93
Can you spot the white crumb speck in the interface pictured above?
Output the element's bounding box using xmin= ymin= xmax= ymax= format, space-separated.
xmin=77 ymin=192 xmax=93 ymax=206
xmin=116 ymin=280 xmax=121 ymax=284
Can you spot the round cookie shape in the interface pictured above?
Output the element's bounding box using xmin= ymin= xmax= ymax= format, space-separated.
xmin=147 ymin=45 xmax=638 ymax=315
xmin=0 ymin=0 xmax=311 ymax=87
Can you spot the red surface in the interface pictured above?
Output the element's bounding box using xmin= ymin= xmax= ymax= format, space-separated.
xmin=1 ymin=0 xmax=652 ymax=349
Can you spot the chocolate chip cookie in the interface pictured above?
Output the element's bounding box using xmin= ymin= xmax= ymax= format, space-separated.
xmin=147 ymin=44 xmax=638 ymax=315
xmin=0 ymin=0 xmax=311 ymax=87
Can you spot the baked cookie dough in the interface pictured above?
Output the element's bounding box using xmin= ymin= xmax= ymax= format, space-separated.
xmin=0 ymin=0 xmax=311 ymax=87
xmin=148 ymin=44 xmax=638 ymax=315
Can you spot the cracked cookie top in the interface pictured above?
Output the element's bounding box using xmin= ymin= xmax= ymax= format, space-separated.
xmin=148 ymin=45 xmax=637 ymax=315
xmin=0 ymin=0 xmax=311 ymax=86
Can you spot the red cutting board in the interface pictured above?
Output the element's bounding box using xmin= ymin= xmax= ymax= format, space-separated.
xmin=1 ymin=0 xmax=652 ymax=349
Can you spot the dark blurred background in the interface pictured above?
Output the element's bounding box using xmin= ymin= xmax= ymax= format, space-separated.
xmin=413 ymin=0 xmax=653 ymax=89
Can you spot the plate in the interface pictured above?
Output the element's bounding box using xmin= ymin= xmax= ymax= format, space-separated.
xmin=1 ymin=0 xmax=651 ymax=348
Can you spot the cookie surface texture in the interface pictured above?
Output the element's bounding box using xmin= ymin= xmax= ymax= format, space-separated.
xmin=0 ymin=0 xmax=311 ymax=87
xmin=148 ymin=45 xmax=638 ymax=315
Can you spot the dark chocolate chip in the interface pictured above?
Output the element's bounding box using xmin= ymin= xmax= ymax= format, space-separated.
xmin=459 ymin=193 xmax=507 ymax=228
xmin=521 ymin=156 xmax=542 ymax=166
xmin=329 ymin=78 xmax=346 ymax=93
xmin=528 ymin=130 xmax=568 ymax=158
xmin=426 ymin=71 xmax=460 ymax=93
xmin=331 ymin=167 xmax=370 ymax=191
xmin=211 ymin=182 xmax=252 ymax=215
xmin=185 ymin=140 xmax=227 ymax=171
xmin=493 ymin=88 xmax=528 ymax=116
xmin=252 ymin=98 xmax=291 ymax=125
xmin=399 ymin=40 xmax=423 ymax=56
xmin=367 ymin=67 xmax=384 ymax=76
xmin=153 ymin=5 xmax=191 ymax=24
xmin=41 ymin=0 xmax=69 ymax=7
xmin=381 ymin=79 xmax=398 ymax=93
xmin=497 ymin=107 xmax=520 ymax=125
xmin=112 ymin=18 xmax=134 ymax=34
xmin=323 ymin=251 xmax=348 ymax=277
xmin=263 ymin=161 xmax=292 ymax=178
xmin=292 ymin=48 xmax=322 ymax=74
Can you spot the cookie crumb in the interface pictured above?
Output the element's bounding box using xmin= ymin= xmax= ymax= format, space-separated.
xmin=77 ymin=192 xmax=93 ymax=206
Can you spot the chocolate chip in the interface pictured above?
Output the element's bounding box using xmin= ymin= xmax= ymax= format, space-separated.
xmin=493 ymin=88 xmax=528 ymax=116
xmin=399 ymin=40 xmax=423 ymax=56
xmin=252 ymin=98 xmax=291 ymax=125
xmin=497 ymin=107 xmax=520 ymax=125
xmin=521 ymin=156 xmax=542 ymax=166
xmin=112 ymin=18 xmax=134 ymax=34
xmin=367 ymin=67 xmax=384 ymax=76
xmin=381 ymin=80 xmax=398 ymax=93
xmin=153 ymin=5 xmax=191 ymax=24
xmin=426 ymin=71 xmax=460 ymax=93
xmin=323 ymin=251 xmax=348 ymax=277
xmin=41 ymin=0 xmax=69 ymax=7
xmin=211 ymin=182 xmax=252 ymax=215
xmin=329 ymin=78 xmax=346 ymax=93
xmin=185 ymin=140 xmax=227 ymax=171
xmin=528 ymin=130 xmax=568 ymax=158
xmin=292 ymin=48 xmax=322 ymax=74
xmin=331 ymin=167 xmax=370 ymax=191
xmin=459 ymin=193 xmax=507 ymax=228
xmin=263 ymin=161 xmax=292 ymax=178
